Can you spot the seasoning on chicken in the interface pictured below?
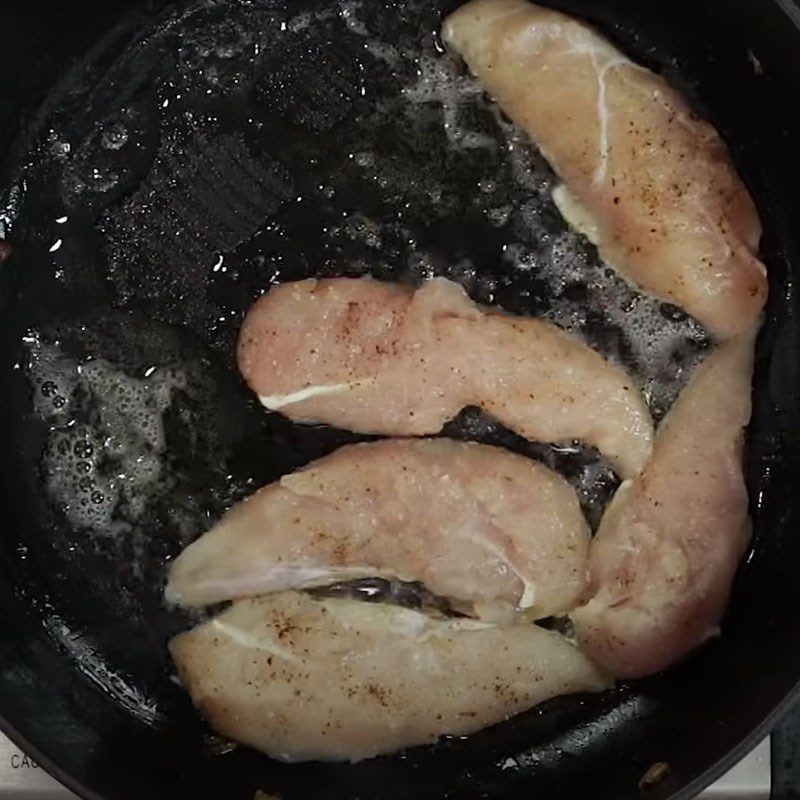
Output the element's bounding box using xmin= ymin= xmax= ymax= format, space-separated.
xmin=238 ymin=277 xmax=652 ymax=478
xmin=443 ymin=0 xmax=767 ymax=339
xmin=571 ymin=327 xmax=756 ymax=677
xmin=170 ymin=591 xmax=611 ymax=762
xmin=166 ymin=438 xmax=590 ymax=618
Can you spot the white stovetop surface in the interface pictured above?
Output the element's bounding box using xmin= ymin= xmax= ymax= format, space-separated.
xmin=0 ymin=730 xmax=771 ymax=799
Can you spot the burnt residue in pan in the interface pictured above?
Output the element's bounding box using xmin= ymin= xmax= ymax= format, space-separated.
xmin=0 ymin=0 xmax=709 ymax=734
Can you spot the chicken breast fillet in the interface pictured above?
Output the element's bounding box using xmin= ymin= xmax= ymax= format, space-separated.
xmin=238 ymin=277 xmax=652 ymax=478
xmin=170 ymin=592 xmax=610 ymax=762
xmin=166 ymin=438 xmax=590 ymax=617
xmin=443 ymin=0 xmax=767 ymax=339
xmin=571 ymin=327 xmax=756 ymax=678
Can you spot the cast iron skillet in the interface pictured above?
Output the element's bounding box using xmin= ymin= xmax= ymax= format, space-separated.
xmin=0 ymin=0 xmax=800 ymax=798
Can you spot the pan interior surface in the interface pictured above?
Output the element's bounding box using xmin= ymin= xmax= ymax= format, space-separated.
xmin=0 ymin=1 xmax=798 ymax=799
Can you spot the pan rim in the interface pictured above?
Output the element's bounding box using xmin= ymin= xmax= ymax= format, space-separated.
xmin=0 ymin=666 xmax=797 ymax=800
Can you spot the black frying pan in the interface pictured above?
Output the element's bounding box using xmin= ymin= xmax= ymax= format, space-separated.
xmin=0 ymin=0 xmax=799 ymax=798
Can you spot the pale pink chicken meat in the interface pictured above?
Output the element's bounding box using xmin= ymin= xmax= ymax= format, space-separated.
xmin=166 ymin=438 xmax=590 ymax=618
xmin=571 ymin=327 xmax=757 ymax=678
xmin=443 ymin=0 xmax=767 ymax=339
xmin=170 ymin=591 xmax=611 ymax=762
xmin=238 ymin=277 xmax=653 ymax=478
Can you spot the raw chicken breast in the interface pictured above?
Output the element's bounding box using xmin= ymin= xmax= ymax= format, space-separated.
xmin=166 ymin=438 xmax=590 ymax=617
xmin=443 ymin=0 xmax=767 ymax=339
xmin=170 ymin=592 xmax=610 ymax=762
xmin=238 ymin=277 xmax=652 ymax=478
xmin=571 ymin=327 xmax=757 ymax=678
